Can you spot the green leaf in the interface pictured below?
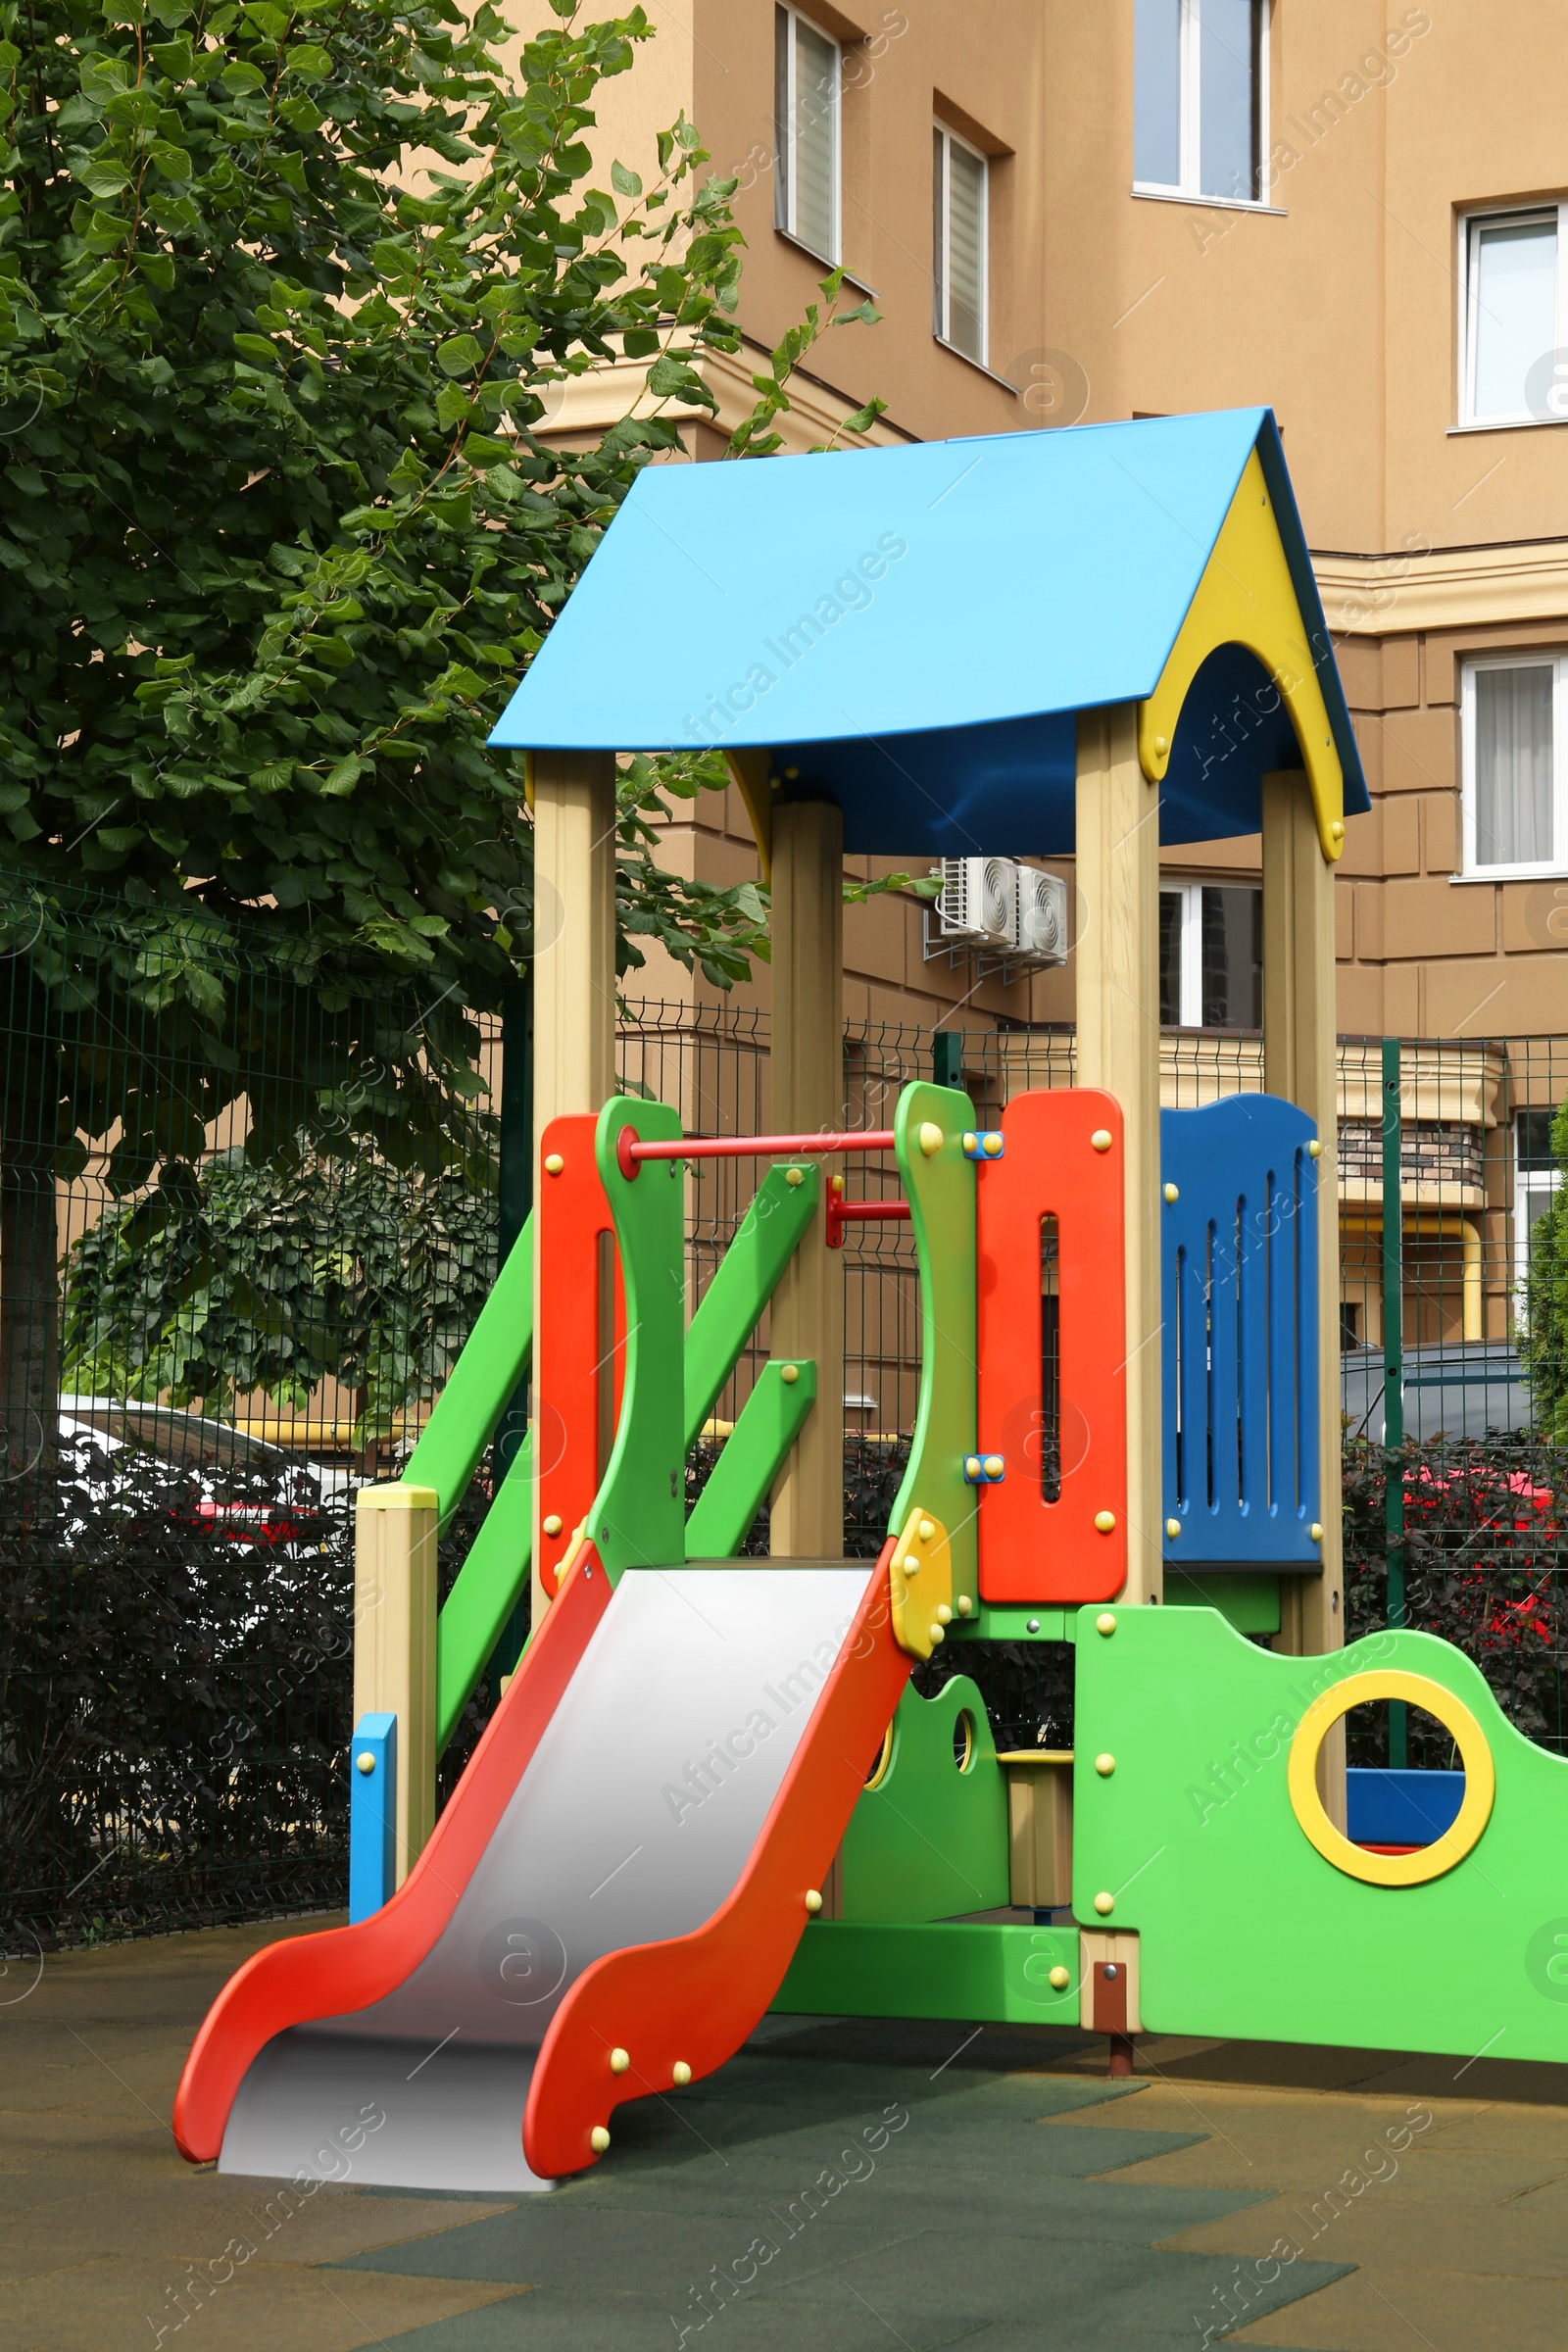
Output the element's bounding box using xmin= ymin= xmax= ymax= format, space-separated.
xmin=436 ymin=333 xmax=485 ymax=376
xmin=611 ymin=159 xmax=642 ymax=197
xmin=233 ymin=333 xmax=281 ymax=366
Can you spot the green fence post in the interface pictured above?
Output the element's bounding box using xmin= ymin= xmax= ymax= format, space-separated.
xmin=1382 ymin=1036 xmax=1407 ymax=1769
xmin=489 ymin=978 xmax=532 ymax=1686
xmin=932 ymin=1030 xmax=963 ymax=1090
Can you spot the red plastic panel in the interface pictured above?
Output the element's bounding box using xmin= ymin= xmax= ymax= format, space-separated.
xmin=172 ymin=1550 xmax=611 ymax=2163
xmin=522 ymin=1547 xmax=910 ymax=2179
xmin=536 ymin=1114 xmax=625 ymax=1599
xmin=975 ymin=1090 xmax=1127 ymax=1603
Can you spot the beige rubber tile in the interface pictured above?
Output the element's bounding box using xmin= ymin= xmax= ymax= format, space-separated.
xmin=3 ymin=1917 xmax=534 ymax=2352
xmin=1042 ymin=2070 xmax=1568 ymax=2350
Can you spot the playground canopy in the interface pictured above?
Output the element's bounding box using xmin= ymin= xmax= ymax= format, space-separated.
xmin=492 ymin=406 xmax=1369 ymax=862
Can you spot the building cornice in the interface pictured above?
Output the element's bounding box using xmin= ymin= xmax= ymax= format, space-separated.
xmin=536 ymin=340 xmax=912 ymax=455
xmin=1312 ymin=539 xmax=1568 ymax=637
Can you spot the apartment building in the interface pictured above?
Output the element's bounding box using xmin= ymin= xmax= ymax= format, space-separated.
xmin=541 ymin=1 xmax=1568 ymax=1352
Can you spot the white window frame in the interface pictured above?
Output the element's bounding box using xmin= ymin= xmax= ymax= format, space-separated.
xmin=1133 ymin=0 xmax=1270 ymax=209
xmin=932 ymin=122 xmax=990 ymax=368
xmin=1459 ymin=652 xmax=1568 ymax=879
xmin=1514 ymin=1111 xmax=1561 ymax=1319
xmin=1458 ymin=203 xmax=1567 ymax=429
xmin=1160 ymin=880 xmax=1263 ymax=1028
xmin=775 ymin=5 xmax=841 ymax=267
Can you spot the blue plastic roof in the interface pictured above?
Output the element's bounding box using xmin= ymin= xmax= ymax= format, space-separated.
xmin=492 ymin=407 xmax=1368 ymax=856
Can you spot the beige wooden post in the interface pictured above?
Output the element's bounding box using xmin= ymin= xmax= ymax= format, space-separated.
xmin=1262 ymin=771 xmax=1346 ymax=1821
xmin=769 ymin=800 xmax=845 ymax=1558
xmin=530 ymin=749 xmax=618 ymax=1619
xmin=354 ymin=1486 xmax=438 ymax=1885
xmin=1073 ymin=707 xmax=1163 ymax=1606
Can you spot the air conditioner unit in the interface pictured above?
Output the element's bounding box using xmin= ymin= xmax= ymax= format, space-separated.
xmin=1015 ymin=865 xmax=1069 ymax=963
xmin=935 ymin=857 xmax=1018 ymax=949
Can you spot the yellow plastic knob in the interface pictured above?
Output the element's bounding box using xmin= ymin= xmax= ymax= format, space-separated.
xmin=918 ymin=1518 xmax=935 ymax=1542
xmin=1049 ymin=1965 xmax=1071 ymax=1991
xmin=786 ymin=1166 xmax=805 ymax=1186
xmin=1091 ymin=1129 xmax=1113 ymax=1152
xmin=543 ymin=1514 xmax=563 ymax=1537
xmin=355 ymin=1752 xmax=375 ymax=1776
xmin=1094 ymin=1891 xmax=1114 ymax=1917
xmin=672 ymin=2061 xmax=692 ymax=2087
xmin=1165 ymin=1518 xmax=1181 ymax=1540
xmin=1096 ymin=1612 xmax=1117 ymax=1636
xmin=918 ymin=1121 xmax=944 ymax=1157
xmin=780 ymin=1363 xmax=800 ymax=1385
xmin=1310 ymin=1523 xmax=1324 ymax=1542
xmin=805 ymin=1889 xmax=823 ymax=1914
xmin=1163 ymin=1183 xmax=1179 ymax=1203
xmin=590 ymin=2126 xmax=611 ymax=2154
xmin=983 ymin=1454 xmax=1004 ymax=1480
xmin=610 ymin=2048 xmax=629 ymax=2075
xmin=1095 ymin=1510 xmax=1116 ymax=1534
xmin=928 ymin=1623 xmax=945 ymax=1645
xmin=956 ymin=1594 xmax=972 ymax=1616
xmin=1095 ymin=1753 xmax=1116 ymax=1777
xmin=936 ymin=1603 xmax=953 ymax=1625
xmin=545 ymin=1152 xmax=564 ymax=1175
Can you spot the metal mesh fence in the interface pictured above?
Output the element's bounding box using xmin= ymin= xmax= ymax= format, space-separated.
xmin=6 ymin=874 xmax=1568 ymax=1949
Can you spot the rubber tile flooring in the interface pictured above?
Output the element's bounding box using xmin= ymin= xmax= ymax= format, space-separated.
xmin=4 ymin=1916 xmax=1566 ymax=2350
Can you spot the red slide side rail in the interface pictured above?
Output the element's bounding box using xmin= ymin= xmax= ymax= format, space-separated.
xmin=172 ymin=1551 xmax=611 ymax=2163
xmin=523 ymin=1546 xmax=909 ymax=2179
xmin=536 ymin=1113 xmax=625 ymax=1600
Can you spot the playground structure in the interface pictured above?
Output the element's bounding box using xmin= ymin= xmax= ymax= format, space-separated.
xmin=174 ymin=410 xmax=1568 ymax=2193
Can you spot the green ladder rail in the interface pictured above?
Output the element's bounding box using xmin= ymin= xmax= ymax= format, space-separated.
xmin=419 ymin=1152 xmax=823 ymax=1753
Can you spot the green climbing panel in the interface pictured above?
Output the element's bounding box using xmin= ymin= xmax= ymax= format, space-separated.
xmin=840 ymin=1678 xmax=1009 ymax=1924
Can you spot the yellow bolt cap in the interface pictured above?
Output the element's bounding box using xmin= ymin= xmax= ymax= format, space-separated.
xmin=1095 ymin=1510 xmax=1116 ymax=1534
xmin=983 ymin=1454 xmax=1004 ymax=1479
xmin=610 ymin=2048 xmax=629 ymax=2075
xmin=356 ymin=1751 xmax=375 ymax=1775
xmin=936 ymin=1603 xmax=953 ymax=1625
xmin=780 ymin=1363 xmax=800 ymax=1385
xmin=1049 ymin=1965 xmax=1071 ymax=1991
xmin=956 ymin=1594 xmax=972 ymax=1615
xmin=983 ymin=1133 xmax=1004 ymax=1156
xmin=918 ymin=1120 xmax=943 ymax=1156
xmin=1165 ymin=1517 xmax=1181 ymax=1540
xmin=1095 ymin=1753 xmax=1116 ymax=1777
xmin=1094 ymin=1891 xmax=1114 ymax=1916
xmin=1330 ymin=819 xmax=1345 ymax=839
xmin=1091 ymin=1128 xmax=1113 ymax=1152
xmin=928 ymin=1622 xmax=945 ymax=1644
xmin=1152 ymin=733 xmax=1169 ymax=757
xmin=918 ymin=1517 xmax=935 ymax=1541
xmin=590 ymin=2126 xmax=611 ymax=2153
xmin=1096 ymin=1611 xmax=1117 ymax=1636
xmin=805 ymin=1889 xmax=823 ymax=1914
xmin=903 ymin=1555 xmax=920 ymax=1575
xmin=545 ymin=1152 xmax=564 ymax=1176
xmin=1307 ymin=1140 xmax=1323 ymax=1158
xmin=672 ymin=2061 xmax=692 ymax=2086
xmin=786 ymin=1166 xmax=805 ymax=1186
xmin=543 ymin=1513 xmax=563 ymax=1537
xmin=962 ymin=1131 xmax=978 ymax=1153
xmin=1310 ymin=1522 xmax=1324 ymax=1542
xmin=1163 ymin=1182 xmax=1179 ymax=1203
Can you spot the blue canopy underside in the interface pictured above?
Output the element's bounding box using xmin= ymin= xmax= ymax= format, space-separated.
xmin=492 ymin=407 xmax=1368 ymax=856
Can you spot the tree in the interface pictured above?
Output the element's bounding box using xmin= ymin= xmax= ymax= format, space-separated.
xmin=0 ymin=0 xmax=886 ymax=1480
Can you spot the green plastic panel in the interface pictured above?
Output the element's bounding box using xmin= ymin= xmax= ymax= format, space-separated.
xmin=1072 ymin=1605 xmax=1568 ymax=2061
xmin=683 ymin=1162 xmax=820 ymax=1450
xmin=685 ymin=1358 xmax=816 ymax=1557
xmin=1165 ymin=1570 xmax=1281 ymax=1635
xmin=840 ymin=1677 xmax=1009 ymax=1923
xmin=889 ymin=1081 xmax=978 ymax=1608
xmin=402 ymin=1211 xmax=533 ymax=1527
xmin=773 ymin=1919 xmax=1081 ymax=2025
xmin=434 ymin=1431 xmax=533 ymax=1753
xmin=592 ymin=1098 xmax=688 ymax=1580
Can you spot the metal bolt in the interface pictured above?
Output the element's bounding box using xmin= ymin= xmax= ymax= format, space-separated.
xmin=1026 ymin=1617 xmax=1041 ymax=1634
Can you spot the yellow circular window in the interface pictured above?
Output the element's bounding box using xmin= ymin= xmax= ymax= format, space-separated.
xmin=1287 ymin=1669 xmax=1494 ymax=1887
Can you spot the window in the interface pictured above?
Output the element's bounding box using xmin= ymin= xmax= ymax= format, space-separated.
xmin=1461 ymin=207 xmax=1565 ymax=426
xmin=933 ymin=125 xmax=988 ymax=365
xmin=1515 ymin=1109 xmax=1561 ymax=1307
xmin=1460 ymin=656 xmax=1568 ymax=876
xmin=775 ymin=6 xmax=840 ymax=264
xmin=1134 ymin=0 xmax=1267 ymax=206
xmin=1159 ymin=883 xmax=1262 ymax=1027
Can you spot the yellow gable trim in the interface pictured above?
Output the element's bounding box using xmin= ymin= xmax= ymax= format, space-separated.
xmin=724 ymin=747 xmax=774 ymax=884
xmin=1138 ymin=450 xmax=1347 ymax=861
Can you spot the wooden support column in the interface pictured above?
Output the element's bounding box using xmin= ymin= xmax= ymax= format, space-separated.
xmin=768 ymin=800 xmax=845 ymax=1558
xmin=1262 ymin=768 xmax=1344 ymax=1673
xmin=531 ymin=749 xmax=617 ymax=1620
xmin=1073 ymin=707 xmax=1162 ymax=1606
xmin=354 ymin=1486 xmax=438 ymax=1885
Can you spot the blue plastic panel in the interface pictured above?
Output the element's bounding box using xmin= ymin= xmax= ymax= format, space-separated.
xmin=349 ymin=1711 xmax=397 ymax=1924
xmin=1160 ymin=1097 xmax=1320 ymax=1566
xmin=1347 ymin=1767 xmax=1465 ymax=1846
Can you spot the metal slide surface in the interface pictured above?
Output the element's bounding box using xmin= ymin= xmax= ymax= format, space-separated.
xmin=210 ymin=1564 xmax=881 ymax=2192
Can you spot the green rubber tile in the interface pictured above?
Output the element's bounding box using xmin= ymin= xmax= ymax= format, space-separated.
xmin=368 ymin=2281 xmax=992 ymax=2351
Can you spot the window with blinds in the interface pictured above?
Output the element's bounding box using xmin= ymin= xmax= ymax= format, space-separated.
xmin=775 ymin=7 xmax=840 ymax=264
xmin=1462 ymin=656 xmax=1566 ymax=875
xmin=933 ymin=124 xmax=988 ymax=366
